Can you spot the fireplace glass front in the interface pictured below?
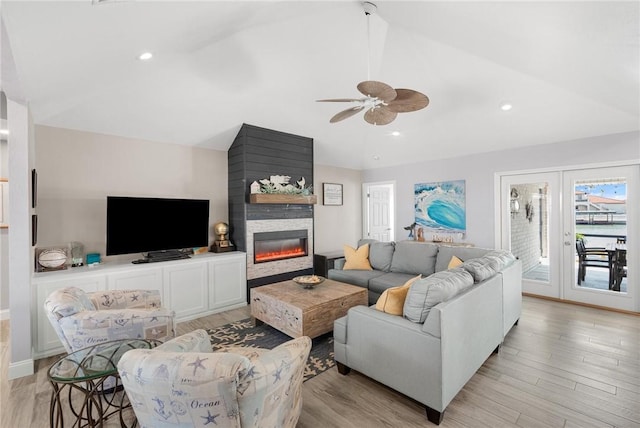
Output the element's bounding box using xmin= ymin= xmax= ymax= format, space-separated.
xmin=254 ymin=230 xmax=308 ymax=264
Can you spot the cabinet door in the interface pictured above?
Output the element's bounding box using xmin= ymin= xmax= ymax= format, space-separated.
xmin=107 ymin=267 xmax=163 ymax=293
xmin=209 ymin=256 xmax=246 ymax=309
xmin=164 ymin=261 xmax=209 ymax=320
xmin=34 ymin=275 xmax=106 ymax=356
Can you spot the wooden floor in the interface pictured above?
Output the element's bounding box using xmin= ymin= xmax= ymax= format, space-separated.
xmin=1 ymin=296 xmax=638 ymax=427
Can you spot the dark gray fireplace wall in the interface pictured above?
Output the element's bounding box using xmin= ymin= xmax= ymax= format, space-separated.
xmin=227 ymin=123 xmax=314 ymax=289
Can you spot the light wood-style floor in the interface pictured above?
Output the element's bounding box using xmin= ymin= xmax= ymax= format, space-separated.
xmin=1 ymin=296 xmax=638 ymax=427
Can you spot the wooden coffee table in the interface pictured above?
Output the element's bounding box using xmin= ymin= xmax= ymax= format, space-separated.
xmin=250 ymin=278 xmax=367 ymax=339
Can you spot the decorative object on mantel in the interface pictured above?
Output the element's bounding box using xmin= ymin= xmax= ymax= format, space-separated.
xmin=249 ymin=175 xmax=317 ymax=204
xmin=323 ymin=183 xmax=343 ymax=206
xmin=210 ymin=221 xmax=235 ymax=253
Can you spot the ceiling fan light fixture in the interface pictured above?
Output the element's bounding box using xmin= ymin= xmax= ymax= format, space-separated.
xmin=316 ymin=2 xmax=429 ymax=126
xmin=138 ymin=52 xmax=153 ymax=61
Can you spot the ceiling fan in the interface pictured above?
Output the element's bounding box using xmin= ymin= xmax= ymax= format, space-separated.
xmin=317 ymin=2 xmax=429 ymax=126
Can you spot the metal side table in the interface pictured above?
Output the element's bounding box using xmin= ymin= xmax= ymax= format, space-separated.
xmin=48 ymin=338 xmax=161 ymax=428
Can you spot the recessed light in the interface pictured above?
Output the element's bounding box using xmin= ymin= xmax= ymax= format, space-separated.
xmin=138 ymin=52 xmax=153 ymax=61
xmin=500 ymin=102 xmax=513 ymax=111
xmin=0 ymin=129 xmax=8 ymax=136
xmin=391 ymin=131 xmax=401 ymax=137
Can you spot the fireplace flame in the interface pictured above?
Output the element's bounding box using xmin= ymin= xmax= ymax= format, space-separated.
xmin=255 ymin=248 xmax=307 ymax=263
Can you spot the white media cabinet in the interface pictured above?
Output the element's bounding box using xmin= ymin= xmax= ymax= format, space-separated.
xmin=32 ymin=251 xmax=247 ymax=359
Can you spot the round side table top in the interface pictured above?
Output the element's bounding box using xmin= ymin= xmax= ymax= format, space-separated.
xmin=48 ymin=338 xmax=161 ymax=383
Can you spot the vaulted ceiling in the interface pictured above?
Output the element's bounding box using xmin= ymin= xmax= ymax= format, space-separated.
xmin=1 ymin=1 xmax=638 ymax=169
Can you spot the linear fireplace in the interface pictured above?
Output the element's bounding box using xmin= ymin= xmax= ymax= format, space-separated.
xmin=254 ymin=230 xmax=308 ymax=264
xmin=245 ymin=218 xmax=313 ymax=282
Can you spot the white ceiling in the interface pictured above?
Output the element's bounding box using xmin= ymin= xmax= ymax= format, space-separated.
xmin=1 ymin=1 xmax=638 ymax=170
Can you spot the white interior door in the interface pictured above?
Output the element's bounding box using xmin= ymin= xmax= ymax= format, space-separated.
xmin=562 ymin=166 xmax=638 ymax=311
xmin=501 ymin=172 xmax=562 ymax=298
xmin=363 ymin=182 xmax=394 ymax=242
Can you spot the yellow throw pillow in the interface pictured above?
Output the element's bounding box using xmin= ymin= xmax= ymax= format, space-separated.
xmin=343 ymin=244 xmax=372 ymax=270
xmin=375 ymin=275 xmax=422 ymax=315
xmin=448 ymin=255 xmax=464 ymax=269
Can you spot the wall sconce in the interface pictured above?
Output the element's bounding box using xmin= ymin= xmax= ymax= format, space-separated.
xmin=510 ymin=188 xmax=520 ymax=215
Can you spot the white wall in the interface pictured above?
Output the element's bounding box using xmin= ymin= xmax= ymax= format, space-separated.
xmin=314 ymin=164 xmax=363 ymax=252
xmin=35 ymin=126 xmax=229 ymax=263
xmin=0 ymin=140 xmax=7 ymax=317
xmin=362 ymin=132 xmax=640 ymax=249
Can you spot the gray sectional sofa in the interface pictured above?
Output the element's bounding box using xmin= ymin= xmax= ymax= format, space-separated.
xmin=330 ymin=239 xmax=522 ymax=425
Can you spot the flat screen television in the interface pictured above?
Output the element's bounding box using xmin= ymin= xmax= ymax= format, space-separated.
xmin=106 ymin=196 xmax=210 ymax=256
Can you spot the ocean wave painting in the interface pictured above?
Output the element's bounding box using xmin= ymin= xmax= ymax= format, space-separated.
xmin=414 ymin=180 xmax=466 ymax=233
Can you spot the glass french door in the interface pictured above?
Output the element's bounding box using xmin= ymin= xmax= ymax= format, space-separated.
xmin=562 ymin=166 xmax=637 ymax=311
xmin=501 ymin=172 xmax=562 ymax=298
xmin=501 ymin=165 xmax=638 ymax=312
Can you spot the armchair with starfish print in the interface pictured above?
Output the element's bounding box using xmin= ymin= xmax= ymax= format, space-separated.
xmin=44 ymin=286 xmax=175 ymax=353
xmin=117 ymin=329 xmax=311 ymax=428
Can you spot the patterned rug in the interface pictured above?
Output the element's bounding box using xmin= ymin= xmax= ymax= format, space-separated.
xmin=206 ymin=318 xmax=335 ymax=382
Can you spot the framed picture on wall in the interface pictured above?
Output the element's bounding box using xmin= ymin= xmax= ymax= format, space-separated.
xmin=323 ymin=183 xmax=343 ymax=206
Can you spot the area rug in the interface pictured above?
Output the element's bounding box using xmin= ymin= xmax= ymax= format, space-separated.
xmin=206 ymin=318 xmax=334 ymax=382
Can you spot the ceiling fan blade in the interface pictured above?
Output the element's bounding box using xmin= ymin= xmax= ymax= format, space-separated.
xmin=316 ymin=98 xmax=364 ymax=102
xmin=357 ymin=80 xmax=397 ymax=103
xmin=363 ymin=106 xmax=397 ymax=126
xmin=386 ymin=89 xmax=430 ymax=113
xmin=330 ymin=106 xmax=365 ymax=123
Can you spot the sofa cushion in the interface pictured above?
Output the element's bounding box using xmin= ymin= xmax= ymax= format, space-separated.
xmin=390 ymin=241 xmax=438 ymax=276
xmin=403 ymin=268 xmax=474 ymax=323
xmin=375 ymin=275 xmax=421 ymax=315
xmin=368 ymin=272 xmax=420 ymax=295
xmin=327 ymin=268 xmax=384 ymax=288
xmin=461 ymin=257 xmax=497 ymax=283
xmin=434 ymin=246 xmax=492 ymax=273
xmin=343 ymin=244 xmax=372 ymax=270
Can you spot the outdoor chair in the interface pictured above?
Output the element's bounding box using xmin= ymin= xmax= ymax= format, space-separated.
xmin=611 ymin=248 xmax=627 ymax=291
xmin=117 ymin=329 xmax=311 ymax=428
xmin=575 ymin=239 xmax=610 ymax=285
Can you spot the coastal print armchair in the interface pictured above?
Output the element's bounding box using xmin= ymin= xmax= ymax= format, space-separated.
xmin=117 ymin=329 xmax=311 ymax=428
xmin=44 ymin=286 xmax=176 ymax=353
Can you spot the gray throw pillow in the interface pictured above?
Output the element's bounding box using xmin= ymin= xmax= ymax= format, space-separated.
xmin=368 ymin=242 xmax=395 ymax=272
xmin=483 ymin=250 xmax=516 ymax=271
xmin=461 ymin=257 xmax=497 ymax=283
xmin=403 ymin=268 xmax=474 ymax=323
xmin=390 ymin=241 xmax=438 ymax=276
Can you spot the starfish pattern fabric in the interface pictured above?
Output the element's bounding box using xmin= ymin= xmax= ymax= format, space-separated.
xmin=117 ymin=329 xmax=311 ymax=427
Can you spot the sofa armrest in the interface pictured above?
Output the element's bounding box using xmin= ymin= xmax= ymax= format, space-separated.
xmin=333 ymin=258 xmax=346 ymax=270
xmin=336 ymin=306 xmax=444 ymax=408
xmin=500 ymin=259 xmax=522 ymax=336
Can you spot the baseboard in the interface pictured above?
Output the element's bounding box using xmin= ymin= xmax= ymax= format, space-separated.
xmin=8 ymin=358 xmax=34 ymax=380
xmin=0 ymin=309 xmax=9 ymax=321
xmin=523 ymin=293 xmax=640 ymax=316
